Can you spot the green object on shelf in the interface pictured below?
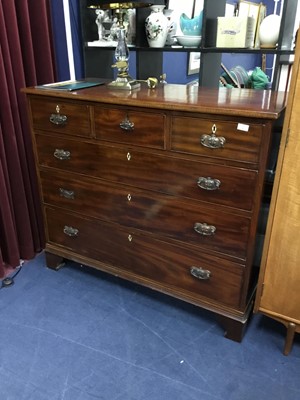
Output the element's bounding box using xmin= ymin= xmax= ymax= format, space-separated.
xmin=249 ymin=67 xmax=269 ymax=90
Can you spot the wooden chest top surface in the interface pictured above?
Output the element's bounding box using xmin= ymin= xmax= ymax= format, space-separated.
xmin=23 ymin=84 xmax=287 ymax=120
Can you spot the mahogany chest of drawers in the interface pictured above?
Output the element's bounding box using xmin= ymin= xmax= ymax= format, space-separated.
xmin=24 ymin=84 xmax=286 ymax=341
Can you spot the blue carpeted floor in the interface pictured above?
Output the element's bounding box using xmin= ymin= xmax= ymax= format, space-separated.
xmin=1 ymin=251 xmax=299 ymax=400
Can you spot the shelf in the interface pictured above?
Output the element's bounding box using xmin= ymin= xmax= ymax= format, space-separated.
xmin=201 ymin=47 xmax=295 ymax=55
xmin=85 ymin=44 xmax=200 ymax=52
xmin=81 ymin=0 xmax=298 ymax=89
xmin=85 ymin=44 xmax=295 ymax=55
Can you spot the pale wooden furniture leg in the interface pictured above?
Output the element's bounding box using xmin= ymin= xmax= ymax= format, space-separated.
xmin=283 ymin=322 xmax=296 ymax=356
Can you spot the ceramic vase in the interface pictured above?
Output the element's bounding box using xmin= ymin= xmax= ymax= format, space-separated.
xmin=145 ymin=5 xmax=168 ymax=48
xmin=259 ymin=14 xmax=281 ymax=48
xmin=164 ymin=9 xmax=177 ymax=46
xmin=179 ymin=11 xmax=203 ymax=36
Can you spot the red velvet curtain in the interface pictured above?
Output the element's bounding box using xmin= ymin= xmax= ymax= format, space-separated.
xmin=0 ymin=1 xmax=57 ymax=278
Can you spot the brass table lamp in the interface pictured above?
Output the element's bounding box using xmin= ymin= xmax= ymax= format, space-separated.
xmin=87 ymin=1 xmax=152 ymax=90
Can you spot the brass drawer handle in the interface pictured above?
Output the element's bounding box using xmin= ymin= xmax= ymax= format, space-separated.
xmin=120 ymin=115 xmax=134 ymax=131
xmin=54 ymin=149 xmax=71 ymax=160
xmin=190 ymin=266 xmax=211 ymax=280
xmin=63 ymin=225 xmax=79 ymax=237
xmin=50 ymin=105 xmax=67 ymax=126
xmin=59 ymin=188 xmax=75 ymax=199
xmin=200 ymin=133 xmax=226 ymax=149
xmin=200 ymin=124 xmax=226 ymax=149
xmin=194 ymin=222 xmax=216 ymax=236
xmin=197 ymin=177 xmax=221 ymax=191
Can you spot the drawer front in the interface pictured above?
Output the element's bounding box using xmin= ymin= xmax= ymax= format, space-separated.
xmin=171 ymin=117 xmax=263 ymax=163
xmin=94 ymin=106 xmax=166 ymax=149
xmin=30 ymin=97 xmax=91 ymax=137
xmin=45 ymin=207 xmax=243 ymax=308
xmin=41 ymin=170 xmax=250 ymax=259
xmin=36 ymin=135 xmax=257 ymax=211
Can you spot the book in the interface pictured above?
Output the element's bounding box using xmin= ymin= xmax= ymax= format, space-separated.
xmin=254 ymin=3 xmax=267 ymax=48
xmin=36 ymin=80 xmax=105 ymax=91
xmin=238 ymin=0 xmax=264 ymax=48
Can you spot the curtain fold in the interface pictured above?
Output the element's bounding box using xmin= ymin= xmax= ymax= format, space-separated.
xmin=0 ymin=0 xmax=57 ymax=278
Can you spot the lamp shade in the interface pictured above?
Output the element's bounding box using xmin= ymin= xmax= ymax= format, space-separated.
xmin=86 ymin=1 xmax=153 ymax=9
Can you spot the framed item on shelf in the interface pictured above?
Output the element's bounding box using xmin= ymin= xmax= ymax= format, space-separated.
xmin=188 ymin=52 xmax=200 ymax=75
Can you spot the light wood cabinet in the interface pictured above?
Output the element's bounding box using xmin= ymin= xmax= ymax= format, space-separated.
xmin=254 ymin=35 xmax=300 ymax=355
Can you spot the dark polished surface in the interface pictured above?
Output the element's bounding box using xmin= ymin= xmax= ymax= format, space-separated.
xmin=24 ymin=84 xmax=287 ymax=119
xmin=24 ymin=84 xmax=285 ymax=341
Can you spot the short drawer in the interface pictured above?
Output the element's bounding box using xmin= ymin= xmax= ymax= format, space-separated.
xmin=94 ymin=106 xmax=166 ymax=149
xmin=171 ymin=116 xmax=264 ymax=163
xmin=36 ymin=135 xmax=257 ymax=211
xmin=30 ymin=97 xmax=91 ymax=137
xmin=45 ymin=207 xmax=244 ymax=308
xmin=41 ymin=170 xmax=250 ymax=260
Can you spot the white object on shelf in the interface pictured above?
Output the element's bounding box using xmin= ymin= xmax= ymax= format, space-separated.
xmin=145 ymin=5 xmax=169 ymax=48
xmin=164 ymin=9 xmax=177 ymax=45
xmin=259 ymin=14 xmax=281 ymax=49
xmin=216 ymin=16 xmax=255 ymax=48
xmin=175 ymin=35 xmax=202 ymax=47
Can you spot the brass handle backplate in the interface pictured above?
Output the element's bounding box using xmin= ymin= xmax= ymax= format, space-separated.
xmin=54 ymin=149 xmax=71 ymax=160
xmin=120 ymin=115 xmax=134 ymax=131
xmin=194 ymin=222 xmax=216 ymax=236
xmin=50 ymin=105 xmax=67 ymax=126
xmin=190 ymin=266 xmax=211 ymax=280
xmin=197 ymin=177 xmax=221 ymax=191
xmin=59 ymin=188 xmax=75 ymax=199
xmin=200 ymin=124 xmax=226 ymax=149
xmin=201 ymin=133 xmax=226 ymax=149
xmin=63 ymin=225 xmax=79 ymax=237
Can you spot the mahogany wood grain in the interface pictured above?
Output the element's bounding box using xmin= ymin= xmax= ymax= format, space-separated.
xmin=36 ymin=135 xmax=257 ymax=211
xmin=24 ymin=84 xmax=286 ymax=342
xmin=94 ymin=106 xmax=167 ymax=149
xmin=24 ymin=85 xmax=286 ymax=120
xmin=30 ymin=97 xmax=91 ymax=137
xmin=171 ymin=116 xmax=265 ymax=164
xmin=40 ymin=169 xmax=250 ymax=260
xmin=45 ymin=206 xmax=244 ymax=309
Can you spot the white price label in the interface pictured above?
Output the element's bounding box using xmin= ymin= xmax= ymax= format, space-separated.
xmin=237 ymin=123 xmax=250 ymax=132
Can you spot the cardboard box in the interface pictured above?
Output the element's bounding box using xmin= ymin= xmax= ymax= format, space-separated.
xmin=216 ymin=16 xmax=255 ymax=48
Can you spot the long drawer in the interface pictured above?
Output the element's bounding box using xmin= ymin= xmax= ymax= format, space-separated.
xmin=36 ymin=135 xmax=257 ymax=211
xmin=171 ymin=116 xmax=264 ymax=163
xmin=45 ymin=206 xmax=244 ymax=308
xmin=40 ymin=170 xmax=250 ymax=259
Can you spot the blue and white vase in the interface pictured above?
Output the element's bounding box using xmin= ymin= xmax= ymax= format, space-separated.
xmin=145 ymin=5 xmax=168 ymax=48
